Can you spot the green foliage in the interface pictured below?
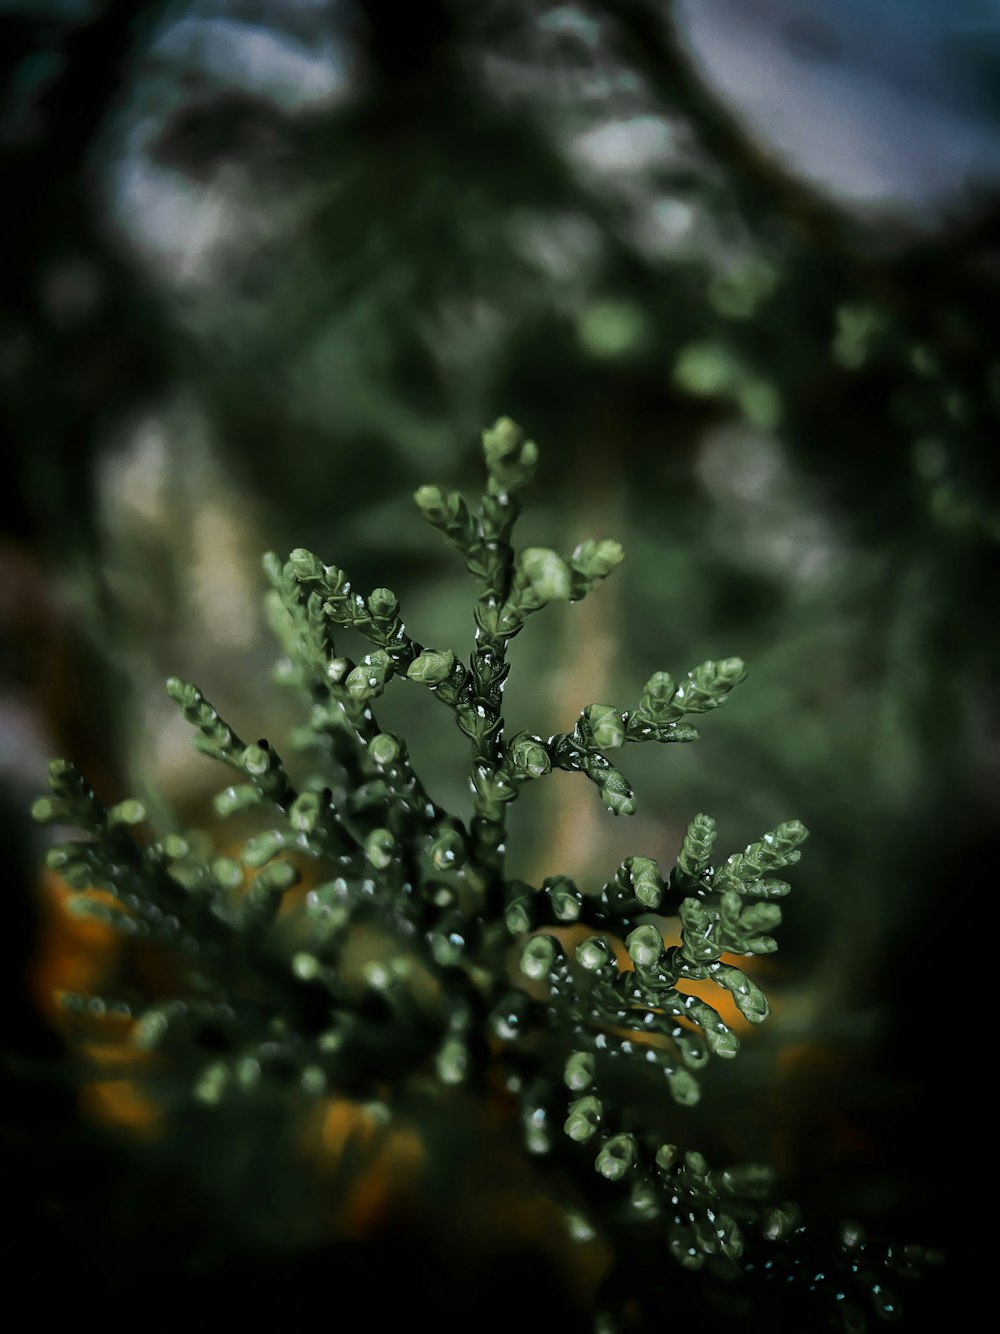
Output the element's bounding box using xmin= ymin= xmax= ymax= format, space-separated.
xmin=34 ymin=419 xmax=932 ymax=1330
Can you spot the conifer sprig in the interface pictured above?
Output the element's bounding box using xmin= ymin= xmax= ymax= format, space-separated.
xmin=33 ymin=418 xmax=930 ymax=1331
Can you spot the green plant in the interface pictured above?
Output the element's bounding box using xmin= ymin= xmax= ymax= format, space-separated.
xmin=33 ymin=419 xmax=933 ymax=1330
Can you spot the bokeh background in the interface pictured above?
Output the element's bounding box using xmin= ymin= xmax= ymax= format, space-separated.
xmin=2 ymin=1 xmax=997 ymax=1327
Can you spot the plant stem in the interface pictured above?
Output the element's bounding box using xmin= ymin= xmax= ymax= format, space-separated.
xmin=466 ymin=489 xmax=519 ymax=894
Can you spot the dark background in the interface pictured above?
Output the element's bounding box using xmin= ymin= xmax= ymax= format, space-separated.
xmin=2 ymin=1 xmax=996 ymax=1327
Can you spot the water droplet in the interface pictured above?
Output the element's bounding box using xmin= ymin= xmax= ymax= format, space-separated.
xmin=872 ymin=1284 xmax=901 ymax=1322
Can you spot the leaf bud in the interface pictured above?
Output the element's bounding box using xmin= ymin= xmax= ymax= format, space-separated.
xmin=346 ymin=651 xmax=392 ymax=700
xmin=544 ymin=876 xmax=581 ymax=921
xmin=626 ymin=924 xmax=664 ymax=968
xmin=678 ymin=812 xmax=716 ymax=877
xmin=413 ymin=484 xmax=449 ymax=521
xmin=321 ymin=563 xmax=349 ymax=597
xmin=667 ymin=1067 xmax=701 ymax=1106
xmin=161 ymin=834 xmax=190 ymax=860
xmin=596 ymin=1133 xmax=637 ymax=1181
xmin=739 ymin=902 xmax=782 ymax=933
xmin=288 ymin=548 xmax=322 ymax=580
xmin=482 ymin=416 xmax=524 ymax=463
xmin=504 ymin=894 xmax=535 ymax=936
xmin=211 ymin=858 xmax=244 ymax=890
xmin=520 ymin=934 xmax=557 ymax=981
xmin=772 ymin=819 xmax=809 ymax=848
xmin=31 ymin=797 xmax=65 ymax=825
xmin=642 ymin=671 xmax=676 ymax=705
xmin=241 ymin=743 xmax=273 ymax=776
xmin=684 ymin=1150 xmax=709 ymax=1178
xmin=655 ymin=1144 xmax=678 ymax=1171
xmin=564 ymin=1096 xmax=603 ymax=1143
xmin=214 ymin=784 xmax=260 ymax=817
xmin=575 ymin=935 xmax=612 ymax=971
xmin=365 ymin=827 xmax=396 ymax=870
xmin=510 ymin=733 xmax=552 ymax=779
xmin=744 ymin=934 xmax=778 ymax=954
xmin=253 ymin=860 xmax=301 ymax=894
xmin=430 ymin=828 xmax=465 ymax=870
xmin=627 ymin=856 xmax=663 ymax=909
xmin=584 ymin=704 xmax=625 ymax=750
xmin=242 ymin=829 xmax=287 ymax=867
xmin=407 ymin=648 xmax=456 ymax=685
xmin=289 ymin=790 xmax=322 ymax=833
xmin=519 ymin=548 xmax=572 ymax=602
xmin=571 ymin=538 xmax=625 ymax=580
xmin=368 ymin=733 xmax=401 ymax=766
xmin=563 ymin=1051 xmax=596 ymax=1091
xmin=165 ymin=677 xmax=202 ymax=714
xmin=482 ymin=418 xmax=539 ymax=487
xmin=599 ymin=768 xmax=636 ymax=816
xmin=367 ymin=587 xmax=399 ymax=621
xmin=760 ymin=1204 xmax=801 ymax=1242
xmin=108 ymin=799 xmax=148 ymax=826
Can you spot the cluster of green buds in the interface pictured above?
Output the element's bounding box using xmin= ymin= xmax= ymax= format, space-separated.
xmin=32 ymin=417 xmax=927 ymax=1332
